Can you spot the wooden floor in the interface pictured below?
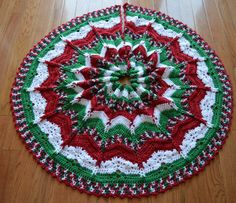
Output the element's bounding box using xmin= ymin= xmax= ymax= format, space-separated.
xmin=0 ymin=0 xmax=236 ymax=202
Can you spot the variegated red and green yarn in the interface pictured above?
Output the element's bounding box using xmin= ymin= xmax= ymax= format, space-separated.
xmin=10 ymin=4 xmax=233 ymax=198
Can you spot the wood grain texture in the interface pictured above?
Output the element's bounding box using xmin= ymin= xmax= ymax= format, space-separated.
xmin=0 ymin=0 xmax=235 ymax=202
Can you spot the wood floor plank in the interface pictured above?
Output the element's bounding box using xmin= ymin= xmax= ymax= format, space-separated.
xmin=128 ymin=0 xmax=154 ymax=9
xmin=179 ymin=0 xmax=195 ymax=29
xmin=215 ymin=0 xmax=236 ymax=63
xmin=202 ymin=0 xmax=236 ymax=202
xmin=225 ymin=0 xmax=236 ymax=29
xmin=0 ymin=116 xmax=23 ymax=150
xmin=202 ymin=0 xmax=236 ymax=130
xmin=1 ymin=0 xmax=235 ymax=202
xmin=0 ymin=0 xmax=30 ymax=116
xmin=190 ymin=0 xmax=213 ymax=44
xmin=0 ymin=150 xmax=21 ymax=203
xmin=153 ymin=0 xmax=167 ymax=13
xmin=61 ymin=0 xmax=77 ymax=22
xmin=166 ymin=0 xmax=182 ymax=21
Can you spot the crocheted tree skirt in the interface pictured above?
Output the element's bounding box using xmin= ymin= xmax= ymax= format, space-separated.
xmin=10 ymin=4 xmax=233 ymax=198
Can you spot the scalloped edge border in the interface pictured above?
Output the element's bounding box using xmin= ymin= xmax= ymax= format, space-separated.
xmin=9 ymin=3 xmax=233 ymax=199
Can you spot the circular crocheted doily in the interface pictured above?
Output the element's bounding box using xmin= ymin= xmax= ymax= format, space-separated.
xmin=10 ymin=4 xmax=233 ymax=198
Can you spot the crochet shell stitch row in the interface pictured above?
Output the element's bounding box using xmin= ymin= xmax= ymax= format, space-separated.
xmin=10 ymin=3 xmax=233 ymax=198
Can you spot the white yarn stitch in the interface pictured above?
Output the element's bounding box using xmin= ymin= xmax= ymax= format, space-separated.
xmin=28 ymin=62 xmax=49 ymax=91
xmin=29 ymin=91 xmax=47 ymax=123
xmin=180 ymin=123 xmax=208 ymax=157
xmin=27 ymin=15 xmax=217 ymax=175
